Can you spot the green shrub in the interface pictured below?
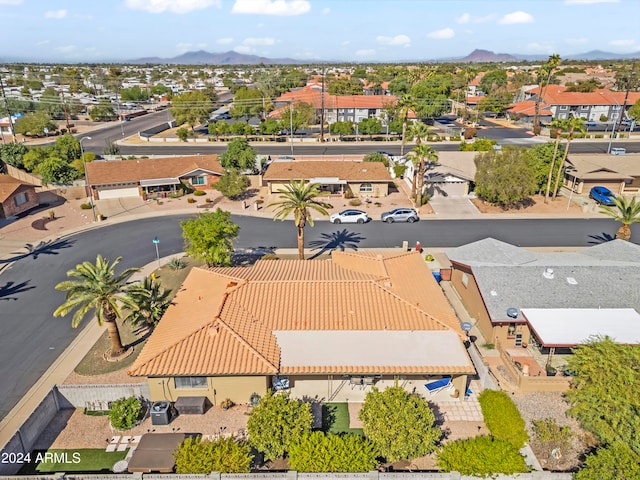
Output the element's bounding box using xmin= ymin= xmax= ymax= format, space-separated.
xmin=531 ymin=418 xmax=574 ymax=466
xmin=187 ymin=197 xmax=196 ymax=204
xmin=393 ymin=165 xmax=407 ymax=178
xmin=288 ymin=431 xmax=379 ymax=472
xmin=437 ymin=436 xmax=529 ymax=476
xmin=249 ymin=392 xmax=261 ymax=406
xmin=174 ymin=436 xmax=252 ymax=474
xmin=80 ymin=202 xmax=93 ymax=210
xmin=168 ymin=257 xmax=186 ymax=270
xmin=193 ymin=189 xmax=206 ymax=196
xmin=109 ymin=397 xmax=143 ymax=430
xmin=349 ymin=198 xmax=362 ymax=206
xmin=478 ymin=390 xmax=528 ymax=448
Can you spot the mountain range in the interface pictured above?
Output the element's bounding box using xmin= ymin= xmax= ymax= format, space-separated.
xmin=128 ymin=50 xmax=301 ymax=65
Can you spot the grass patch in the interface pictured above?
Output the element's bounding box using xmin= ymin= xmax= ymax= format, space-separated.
xmin=18 ymin=449 xmax=127 ymax=474
xmin=155 ymin=255 xmax=204 ymax=296
xmin=323 ymin=402 xmax=364 ymax=436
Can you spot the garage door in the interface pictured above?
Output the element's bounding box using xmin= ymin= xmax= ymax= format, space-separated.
xmin=427 ymin=181 xmax=469 ymax=197
xmin=581 ymin=181 xmax=622 ymax=195
xmin=97 ymin=186 xmax=140 ymax=199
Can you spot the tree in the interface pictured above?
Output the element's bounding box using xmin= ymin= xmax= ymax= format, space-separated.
xmin=459 ymin=138 xmax=497 ymax=152
xmin=169 ymin=91 xmax=213 ymax=129
xmin=120 ymin=86 xmax=149 ymax=102
xmin=533 ymin=54 xmax=561 ymax=133
xmin=35 ymin=157 xmax=80 ymax=184
xmin=359 ymin=386 xmax=441 ymax=462
xmin=246 ymin=390 xmax=313 ymax=461
xmin=363 ymin=152 xmax=389 ymax=167
xmin=53 ymin=255 xmax=139 ymax=358
xmin=280 ymin=101 xmax=315 ymax=134
xmin=599 ymin=196 xmax=640 ymax=241
xmin=14 ymin=112 xmax=56 ymax=137
xmin=0 ymin=142 xmax=28 ymax=170
xmin=89 ymin=100 xmax=116 ymax=122
xmin=180 ymin=209 xmax=239 ymax=267
xmin=329 ymin=120 xmax=354 ymax=138
xmin=479 ymin=70 xmax=508 ymax=94
xmin=230 ymin=121 xmax=253 ymax=137
xmin=214 ymin=170 xmax=250 ymax=199
xmin=437 ymin=436 xmax=529 ymax=476
xmin=629 ymin=99 xmax=640 ymax=122
xmin=176 ymin=127 xmax=191 ymax=142
xmin=358 ymin=117 xmax=382 ymax=138
xmin=475 ymin=147 xmax=537 ymax=207
xmin=231 ymin=87 xmax=265 ymax=119
xmin=174 ymin=436 xmax=252 ymax=474
xmin=524 ymin=141 xmax=565 ymax=195
xmin=124 ymin=276 xmax=172 ymax=329
xmin=53 ymin=133 xmax=81 ymax=162
xmin=208 ymin=120 xmax=230 ymax=139
xmin=543 ymin=118 xmax=568 ymax=203
xmin=406 ymin=143 xmax=438 ymax=205
xmin=38 ymin=87 xmax=65 ymax=119
xmin=575 ymin=441 xmax=640 ymax=480
xmin=328 ymin=78 xmax=363 ymax=95
xmin=258 ymin=118 xmax=280 ymax=136
xmin=288 ymin=432 xmax=379 ymax=472
xmin=478 ymin=390 xmax=528 ymax=448
xmin=218 ymin=138 xmax=257 ymax=171
xmin=397 ymin=94 xmax=417 ymax=156
xmin=565 ymin=337 xmax=640 ymax=455
xmin=268 ymin=180 xmax=332 ymax=260
xmin=551 ymin=117 xmax=585 ymax=199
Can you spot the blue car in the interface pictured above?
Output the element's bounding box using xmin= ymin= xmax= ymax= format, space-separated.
xmin=589 ymin=186 xmax=616 ymax=206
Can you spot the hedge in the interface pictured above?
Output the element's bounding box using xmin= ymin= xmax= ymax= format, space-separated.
xmin=478 ymin=390 xmax=528 ymax=448
xmin=437 ymin=435 xmax=529 ymax=476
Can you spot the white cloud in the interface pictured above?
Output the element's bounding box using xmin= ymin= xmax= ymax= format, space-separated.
xmin=499 ymin=11 xmax=534 ymax=24
xmin=355 ymin=49 xmax=376 ymax=57
xmin=242 ymin=37 xmax=276 ymax=46
xmin=55 ymin=45 xmax=77 ymax=53
xmin=45 ymin=9 xmax=67 ymax=19
xmin=341 ymin=40 xmax=350 ymax=46
xmin=527 ymin=41 xmax=555 ymax=52
xmin=231 ymin=0 xmax=311 ymax=16
xmin=565 ymin=0 xmax=618 ymax=4
xmin=376 ymin=34 xmax=411 ymax=47
xmin=217 ymin=37 xmax=234 ymax=45
xmin=176 ymin=42 xmax=207 ymax=52
xmin=456 ymin=12 xmax=494 ymax=24
xmin=124 ymin=0 xmax=221 ymax=14
xmin=565 ymin=37 xmax=588 ymax=45
xmin=322 ymin=7 xmax=330 ymax=14
xmin=427 ymin=28 xmax=455 ymax=40
xmin=609 ymin=39 xmax=636 ymax=47
xmin=35 ymin=39 xmax=50 ymax=46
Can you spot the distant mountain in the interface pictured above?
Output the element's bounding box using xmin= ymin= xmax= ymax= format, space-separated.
xmin=565 ymin=49 xmax=640 ymax=60
xmin=128 ymin=49 xmax=304 ymax=65
xmin=457 ymin=49 xmax=519 ymax=63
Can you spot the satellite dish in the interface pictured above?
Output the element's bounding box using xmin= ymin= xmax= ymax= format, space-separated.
xmin=507 ymin=308 xmax=519 ymax=319
xmin=460 ymin=322 xmax=473 ymax=332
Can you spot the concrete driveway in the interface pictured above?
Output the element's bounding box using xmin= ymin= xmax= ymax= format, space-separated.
xmin=428 ymin=197 xmax=480 ymax=217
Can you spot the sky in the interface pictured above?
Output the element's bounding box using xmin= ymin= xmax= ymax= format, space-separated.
xmin=1 ymin=0 xmax=639 ymax=63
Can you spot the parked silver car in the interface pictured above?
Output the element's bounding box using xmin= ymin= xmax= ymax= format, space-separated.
xmin=381 ymin=208 xmax=419 ymax=223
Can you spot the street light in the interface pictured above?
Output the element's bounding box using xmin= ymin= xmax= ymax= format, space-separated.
xmin=80 ymin=136 xmax=96 ymax=222
xmin=152 ymin=237 xmax=161 ymax=268
xmin=600 ymin=92 xmax=621 ymax=154
xmin=289 ymin=99 xmax=294 ymax=156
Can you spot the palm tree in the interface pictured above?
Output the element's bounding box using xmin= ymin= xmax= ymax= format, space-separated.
xmin=397 ymin=94 xmax=417 ymax=156
xmin=407 ymin=121 xmax=431 ymax=146
xmin=268 ymin=180 xmax=332 ymax=260
xmin=551 ymin=117 xmax=585 ymax=199
xmin=53 ymin=255 xmax=139 ymax=358
xmin=599 ymin=196 xmax=640 ymax=241
xmin=407 ymin=144 xmax=439 ymax=206
xmin=533 ymin=54 xmax=561 ymax=133
xmin=544 ymin=118 xmax=568 ymax=203
xmin=125 ymin=276 xmax=172 ymax=330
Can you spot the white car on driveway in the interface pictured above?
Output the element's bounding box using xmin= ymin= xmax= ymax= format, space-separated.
xmin=329 ymin=209 xmax=369 ymax=224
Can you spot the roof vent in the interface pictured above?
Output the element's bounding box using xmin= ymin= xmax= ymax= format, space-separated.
xmin=567 ymin=277 xmax=578 ymax=285
xmin=490 ymin=290 xmax=498 ymax=296
xmin=542 ymin=268 xmax=555 ymax=279
xmin=507 ymin=307 xmax=519 ymax=319
xmin=227 ymin=281 xmax=238 ymax=288
xmin=383 ymin=281 xmax=392 ymax=288
xmin=209 ymin=325 xmax=220 ymax=336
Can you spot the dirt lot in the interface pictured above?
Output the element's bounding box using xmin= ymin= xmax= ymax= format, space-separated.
xmin=471 ymin=194 xmax=586 ymax=214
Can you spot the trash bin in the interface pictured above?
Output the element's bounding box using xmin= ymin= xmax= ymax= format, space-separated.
xmin=151 ymin=401 xmax=172 ymax=425
xmin=432 ymin=271 xmax=442 ymax=283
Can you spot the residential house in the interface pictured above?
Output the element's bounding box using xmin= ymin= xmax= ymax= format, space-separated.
xmin=0 ymin=175 xmax=39 ymax=219
xmin=263 ymin=160 xmax=392 ymax=197
xmin=563 ymin=153 xmax=640 ymax=195
xmin=128 ymin=250 xmax=475 ymax=405
xmin=85 ymin=155 xmax=223 ymax=200
xmin=446 ymin=238 xmax=640 ymax=350
xmin=505 ymin=100 xmax=553 ymax=124
xmin=399 ymin=152 xmax=477 ymax=198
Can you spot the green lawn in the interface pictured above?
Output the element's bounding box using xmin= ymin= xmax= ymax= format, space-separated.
xmin=18 ymin=449 xmax=128 ymax=474
xmin=323 ymin=402 xmax=364 ymax=436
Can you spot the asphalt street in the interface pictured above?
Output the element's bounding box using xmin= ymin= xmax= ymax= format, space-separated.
xmin=0 ymin=214 xmax=637 ymax=419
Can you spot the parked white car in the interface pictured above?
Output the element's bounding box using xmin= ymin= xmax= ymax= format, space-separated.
xmin=329 ymin=209 xmax=369 ymax=224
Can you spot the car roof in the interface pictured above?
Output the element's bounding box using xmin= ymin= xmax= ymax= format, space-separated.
xmin=339 ymin=209 xmax=365 ymax=214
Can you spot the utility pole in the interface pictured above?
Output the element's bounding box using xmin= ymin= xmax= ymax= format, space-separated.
xmin=0 ymin=69 xmax=17 ymax=143
xmin=320 ymin=65 xmax=325 ymax=142
xmin=616 ymin=62 xmax=635 ymax=138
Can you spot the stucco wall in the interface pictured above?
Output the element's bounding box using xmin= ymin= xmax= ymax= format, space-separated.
xmin=147 ymin=376 xmax=268 ymax=406
xmin=0 ymin=185 xmax=38 ymax=218
xmin=450 ymin=265 xmax=494 ymax=342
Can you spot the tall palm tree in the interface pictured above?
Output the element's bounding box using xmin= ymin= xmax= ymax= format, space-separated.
xmin=397 ymin=94 xmax=417 ymax=156
xmin=407 ymin=144 xmax=439 ymax=206
xmin=54 ymin=255 xmax=139 ymax=358
xmin=551 ymin=117 xmax=585 ymax=199
xmin=533 ymin=54 xmax=561 ymax=133
xmin=407 ymin=121 xmax=430 ymax=147
xmin=268 ymin=180 xmax=332 ymax=260
xmin=125 ymin=276 xmax=172 ymax=330
xmin=544 ymin=118 xmax=568 ymax=203
xmin=599 ymin=196 xmax=640 ymax=241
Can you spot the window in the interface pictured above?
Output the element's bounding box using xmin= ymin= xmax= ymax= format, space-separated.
xmin=190 ymin=176 xmax=205 ymax=185
xmin=359 ymin=183 xmax=373 ymax=193
xmin=507 ymin=324 xmax=517 ymax=338
xmin=174 ymin=376 xmax=207 ymax=389
xmin=14 ymin=192 xmax=28 ymax=206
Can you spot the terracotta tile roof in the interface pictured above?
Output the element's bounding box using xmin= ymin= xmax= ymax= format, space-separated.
xmin=0 ymin=175 xmax=35 ymax=203
xmin=274 ymin=86 xmax=397 ymax=110
xmin=263 ymin=161 xmax=391 ymax=182
xmin=130 ymin=250 xmax=469 ymax=377
xmin=507 ymin=100 xmax=553 ymax=116
xmin=530 ymin=86 xmax=640 ymax=107
xmin=86 ymin=155 xmax=223 ymax=185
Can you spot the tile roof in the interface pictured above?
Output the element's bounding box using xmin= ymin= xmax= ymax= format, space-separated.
xmin=274 ymin=85 xmax=397 ymax=110
xmin=0 ymin=175 xmax=35 ymax=203
xmin=566 ymin=153 xmax=640 ymax=179
xmin=86 ymin=155 xmax=223 ymax=185
xmin=506 ymin=100 xmax=552 ymax=116
xmin=130 ymin=250 xmax=470 ymax=377
xmin=263 ymin=161 xmax=391 ymax=182
xmin=531 ymin=85 xmax=640 ymax=107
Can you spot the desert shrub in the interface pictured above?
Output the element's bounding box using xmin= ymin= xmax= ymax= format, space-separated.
xmin=80 ymin=202 xmax=93 ymax=210
xmin=174 ymin=436 xmax=252 ymax=474
xmin=343 ymin=188 xmax=354 ymax=199
xmin=437 ymin=436 xmax=529 ymax=476
xmin=187 ymin=197 xmax=196 ymax=204
xmin=288 ymin=431 xmax=379 ymax=472
xmin=109 ymin=396 xmax=143 ymax=430
xmin=168 ymin=257 xmax=186 ymax=270
xmin=220 ymin=398 xmax=235 ymax=410
xmin=531 ymin=418 xmax=574 ymax=466
xmin=478 ymin=390 xmax=528 ymax=448
xmin=393 ymin=165 xmax=407 ymax=178
xmin=463 ymin=127 xmax=477 ymax=139
xmin=349 ymin=198 xmax=362 ymax=206
xmin=193 ymin=189 xmax=206 ymax=196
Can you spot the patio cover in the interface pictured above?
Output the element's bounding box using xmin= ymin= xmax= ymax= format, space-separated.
xmin=273 ymin=330 xmax=473 ymax=372
xmin=140 ymin=178 xmax=180 ymax=187
xmin=521 ymin=308 xmax=640 ymax=348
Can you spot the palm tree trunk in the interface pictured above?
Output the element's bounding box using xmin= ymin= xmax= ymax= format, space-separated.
xmin=400 ymin=113 xmax=408 ymax=156
xmin=616 ymin=224 xmax=632 ymax=241
xmin=416 ymin=160 xmax=426 ymax=207
xmin=297 ymin=225 xmax=305 ymax=260
xmin=411 ymin=169 xmax=417 ymax=199
xmin=552 ymin=136 xmax=572 ymax=199
xmin=544 ymin=136 xmax=561 ymax=203
xmin=106 ymin=318 xmax=125 ymax=357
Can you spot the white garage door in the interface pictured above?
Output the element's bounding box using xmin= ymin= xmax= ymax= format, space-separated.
xmin=97 ymin=186 xmax=140 ymax=199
